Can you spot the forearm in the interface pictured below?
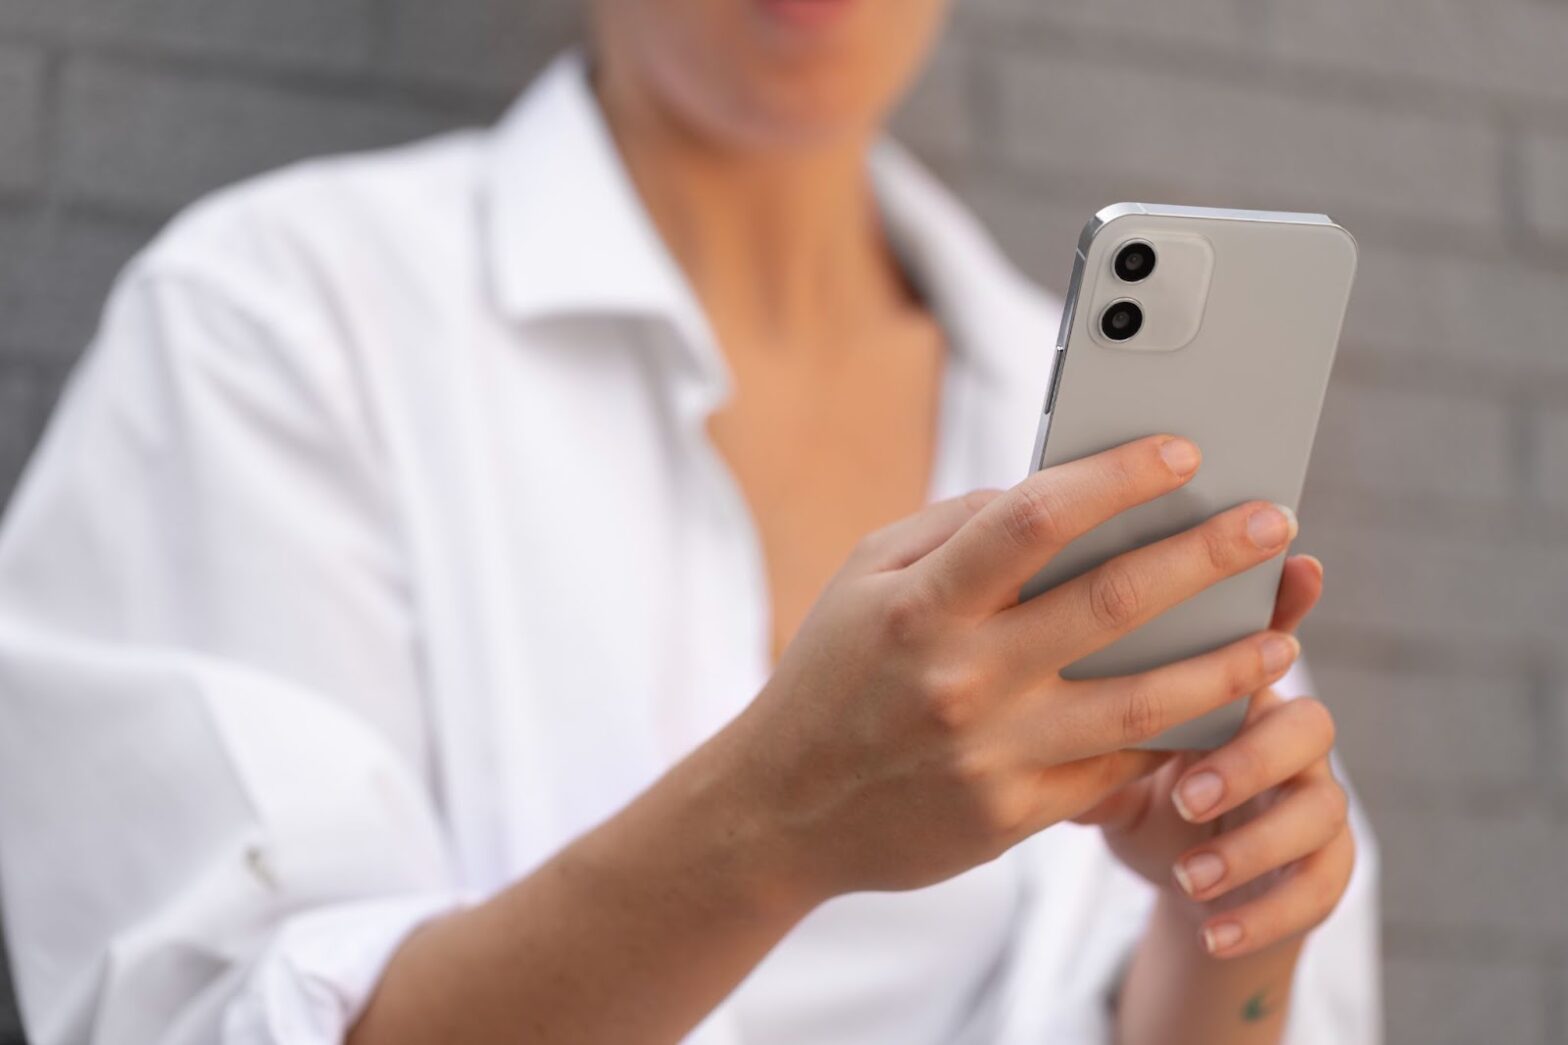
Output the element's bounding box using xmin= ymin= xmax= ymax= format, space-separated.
xmin=1116 ymin=892 xmax=1302 ymax=1045
xmin=349 ymin=728 xmax=815 ymax=1045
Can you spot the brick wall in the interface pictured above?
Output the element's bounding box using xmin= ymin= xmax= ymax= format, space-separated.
xmin=0 ymin=1 xmax=1564 ymax=1042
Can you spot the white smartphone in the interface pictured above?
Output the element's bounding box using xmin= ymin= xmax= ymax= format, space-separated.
xmin=1023 ymin=203 xmax=1357 ymax=750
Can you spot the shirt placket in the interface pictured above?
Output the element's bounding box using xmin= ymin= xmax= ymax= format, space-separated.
xmin=653 ymin=317 xmax=774 ymax=760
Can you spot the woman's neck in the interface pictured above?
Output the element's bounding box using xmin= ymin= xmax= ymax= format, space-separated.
xmin=594 ymin=70 xmax=915 ymax=355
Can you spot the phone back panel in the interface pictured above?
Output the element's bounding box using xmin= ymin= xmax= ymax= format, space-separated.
xmin=1023 ymin=204 xmax=1357 ymax=749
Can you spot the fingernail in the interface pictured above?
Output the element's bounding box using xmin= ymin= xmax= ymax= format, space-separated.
xmin=1246 ymin=503 xmax=1297 ymax=549
xmin=1173 ymin=852 xmax=1226 ymax=896
xmin=1262 ymin=634 xmax=1300 ymax=675
xmin=1202 ymin=920 xmax=1245 ymax=955
xmin=1159 ymin=437 xmax=1201 ymax=478
xmin=1173 ymin=770 xmax=1224 ymax=821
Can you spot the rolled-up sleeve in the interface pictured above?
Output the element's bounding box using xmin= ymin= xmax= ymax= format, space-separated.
xmin=0 ymin=246 xmax=456 ymax=1044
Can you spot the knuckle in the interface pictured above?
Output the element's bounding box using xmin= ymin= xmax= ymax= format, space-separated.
xmin=946 ymin=746 xmax=994 ymax=791
xmin=920 ymin=666 xmax=986 ymax=732
xmin=1118 ymin=681 xmax=1165 ymax=744
xmin=1223 ymin=737 xmax=1269 ymax=792
xmin=1293 ymin=697 xmax=1338 ymax=750
xmin=1305 ymin=867 xmax=1345 ymax=925
xmin=1088 ymin=562 xmax=1143 ymax=631
xmin=1105 ymin=451 xmax=1144 ymax=498
xmin=1088 ymin=751 xmax=1126 ymax=793
xmin=1002 ymin=481 xmax=1066 ymax=551
xmin=1226 ymin=651 xmax=1261 ymax=701
xmin=1316 ymin=781 xmax=1351 ymax=829
xmin=1198 ymin=522 xmax=1235 ymax=574
xmin=962 ymin=488 xmax=1001 ymax=514
xmin=944 ymin=756 xmax=1024 ymax=839
xmin=880 ymin=584 xmax=933 ymax=648
xmin=978 ymin=787 xmax=1031 ymax=841
xmin=850 ymin=529 xmax=888 ymax=563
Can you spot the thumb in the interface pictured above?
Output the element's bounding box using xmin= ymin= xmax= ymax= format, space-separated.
xmin=1071 ymin=780 xmax=1151 ymax=829
xmin=848 ymin=489 xmax=1002 ymax=574
xmin=1071 ymin=750 xmax=1178 ymax=828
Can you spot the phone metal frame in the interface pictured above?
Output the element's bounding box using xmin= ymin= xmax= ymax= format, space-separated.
xmin=1032 ymin=203 xmax=1344 ymax=474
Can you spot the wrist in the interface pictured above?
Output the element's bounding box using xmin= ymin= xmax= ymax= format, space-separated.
xmin=688 ymin=707 xmax=836 ymax=918
xmin=578 ymin=716 xmax=827 ymax=932
xmin=1118 ymin=894 xmax=1305 ymax=1045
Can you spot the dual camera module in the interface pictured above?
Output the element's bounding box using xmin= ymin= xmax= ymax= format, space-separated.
xmin=1100 ymin=241 xmax=1156 ymax=342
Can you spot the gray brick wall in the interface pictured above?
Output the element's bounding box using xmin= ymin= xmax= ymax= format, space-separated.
xmin=0 ymin=47 xmax=43 ymax=195
xmin=0 ymin=2 xmax=1564 ymax=1042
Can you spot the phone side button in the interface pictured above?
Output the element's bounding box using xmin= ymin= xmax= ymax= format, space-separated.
xmin=1043 ymin=346 xmax=1067 ymax=415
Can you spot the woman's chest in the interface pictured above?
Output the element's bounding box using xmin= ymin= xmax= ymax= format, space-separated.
xmin=368 ymin=305 xmax=1054 ymax=1040
xmin=706 ymin=325 xmax=946 ymax=656
xmin=391 ymin=313 xmax=1036 ymax=875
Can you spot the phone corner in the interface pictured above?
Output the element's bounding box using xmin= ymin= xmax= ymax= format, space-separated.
xmin=1320 ymin=215 xmax=1361 ymax=267
xmin=1083 ymin=203 xmax=1145 ymax=249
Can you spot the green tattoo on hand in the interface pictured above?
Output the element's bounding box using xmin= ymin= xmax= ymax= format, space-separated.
xmin=1241 ymin=988 xmax=1276 ymax=1023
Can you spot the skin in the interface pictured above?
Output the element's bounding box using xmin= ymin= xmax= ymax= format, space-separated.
xmin=349 ymin=2 xmax=1356 ymax=1042
xmin=587 ymin=0 xmax=952 ymax=653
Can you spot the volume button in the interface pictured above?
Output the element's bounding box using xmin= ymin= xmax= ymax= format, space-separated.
xmin=1043 ymin=345 xmax=1067 ymax=415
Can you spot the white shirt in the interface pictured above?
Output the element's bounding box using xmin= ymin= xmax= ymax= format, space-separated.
xmin=0 ymin=54 xmax=1379 ymax=1045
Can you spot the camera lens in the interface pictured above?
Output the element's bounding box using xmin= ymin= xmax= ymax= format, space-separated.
xmin=1100 ymin=300 xmax=1143 ymax=341
xmin=1113 ymin=241 xmax=1156 ymax=283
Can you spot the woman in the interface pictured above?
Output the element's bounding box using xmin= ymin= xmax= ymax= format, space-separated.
xmin=0 ymin=0 xmax=1377 ymax=1042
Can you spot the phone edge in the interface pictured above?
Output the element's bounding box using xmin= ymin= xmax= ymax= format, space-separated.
xmin=1030 ymin=203 xmax=1355 ymax=477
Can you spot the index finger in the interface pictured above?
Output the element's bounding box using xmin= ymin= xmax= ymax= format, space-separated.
xmin=915 ymin=435 xmax=1201 ymax=616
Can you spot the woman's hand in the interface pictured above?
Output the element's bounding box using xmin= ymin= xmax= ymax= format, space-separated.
xmin=1077 ymin=556 xmax=1357 ymax=960
xmin=715 ymin=434 xmax=1304 ymax=905
xmin=355 ymin=434 xmax=1313 ymax=1045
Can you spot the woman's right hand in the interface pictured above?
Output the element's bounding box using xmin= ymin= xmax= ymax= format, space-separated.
xmin=718 ymin=434 xmax=1303 ymax=903
xmin=351 ymin=434 xmax=1306 ymax=1045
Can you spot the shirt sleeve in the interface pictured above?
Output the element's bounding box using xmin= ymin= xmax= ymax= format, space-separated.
xmin=0 ymin=254 xmax=459 ymax=1044
xmin=989 ymin=665 xmax=1382 ymax=1044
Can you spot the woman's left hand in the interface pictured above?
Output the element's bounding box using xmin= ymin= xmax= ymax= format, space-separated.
xmin=1076 ymin=554 xmax=1356 ymax=959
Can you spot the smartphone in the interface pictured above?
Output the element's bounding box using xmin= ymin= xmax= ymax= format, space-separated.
xmin=1022 ymin=203 xmax=1357 ymax=750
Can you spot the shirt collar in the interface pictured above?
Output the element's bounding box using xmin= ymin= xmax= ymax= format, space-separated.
xmin=484 ymin=53 xmax=705 ymax=329
xmin=483 ymin=51 xmax=1060 ymax=388
xmin=869 ymin=139 xmax=1061 ymax=386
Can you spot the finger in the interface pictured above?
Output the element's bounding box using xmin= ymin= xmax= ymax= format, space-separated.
xmin=1018 ymin=631 xmax=1300 ymax=760
xmin=1071 ymin=752 xmax=1188 ymax=828
xmin=994 ymin=499 xmax=1298 ymax=675
xmin=847 ymin=490 xmax=1002 ymax=574
xmin=916 ymin=435 xmax=1201 ymax=616
xmin=1171 ymin=697 xmax=1337 ymax=824
xmin=1270 ymin=554 xmax=1324 ymax=634
xmin=1021 ymin=747 xmax=1171 ymax=838
xmin=1171 ymin=776 xmax=1349 ymax=902
xmin=1240 ymin=685 xmax=1285 ymax=728
xmin=1199 ymin=826 xmax=1356 ymax=959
